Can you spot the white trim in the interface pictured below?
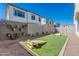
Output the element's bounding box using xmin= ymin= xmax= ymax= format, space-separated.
xmin=76 ymin=32 xmax=79 ymax=38
xmin=59 ymin=37 xmax=69 ymax=56
xmin=19 ymin=42 xmax=39 ymax=56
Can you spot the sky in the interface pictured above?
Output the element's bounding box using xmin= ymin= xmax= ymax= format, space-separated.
xmin=0 ymin=3 xmax=6 ymax=20
xmin=0 ymin=3 xmax=74 ymax=25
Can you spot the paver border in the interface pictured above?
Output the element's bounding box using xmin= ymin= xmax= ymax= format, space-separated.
xmin=18 ymin=42 xmax=39 ymax=56
xmin=58 ymin=37 xmax=69 ymax=56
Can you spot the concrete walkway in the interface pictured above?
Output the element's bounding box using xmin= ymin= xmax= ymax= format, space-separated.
xmin=0 ymin=40 xmax=32 ymax=56
xmin=63 ymin=32 xmax=79 ymax=56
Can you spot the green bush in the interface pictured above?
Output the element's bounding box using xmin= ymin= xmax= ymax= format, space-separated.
xmin=46 ymin=32 xmax=48 ymax=34
xmin=15 ymin=33 xmax=20 ymax=38
xmin=14 ymin=25 xmax=18 ymax=28
xmin=32 ymin=34 xmax=35 ymax=37
xmin=6 ymin=24 xmax=13 ymax=29
xmin=42 ymin=32 xmax=44 ymax=35
xmin=26 ymin=34 xmax=31 ymax=36
xmin=36 ymin=32 xmax=39 ymax=36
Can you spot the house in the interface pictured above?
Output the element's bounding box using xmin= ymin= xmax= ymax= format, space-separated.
xmin=74 ymin=3 xmax=79 ymax=37
xmin=0 ymin=3 xmax=55 ymax=40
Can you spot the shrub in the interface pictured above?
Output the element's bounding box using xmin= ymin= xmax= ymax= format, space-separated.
xmin=11 ymin=28 xmax=16 ymax=32
xmin=42 ymin=32 xmax=44 ymax=35
xmin=22 ymin=24 xmax=27 ymax=28
xmin=14 ymin=25 xmax=18 ymax=28
xmin=21 ymin=32 xmax=24 ymax=35
xmin=6 ymin=24 xmax=12 ymax=29
xmin=36 ymin=32 xmax=39 ymax=36
xmin=46 ymin=32 xmax=49 ymax=35
xmin=6 ymin=33 xmax=11 ymax=38
xmin=32 ymin=34 xmax=35 ymax=37
xmin=15 ymin=32 xmax=20 ymax=38
xmin=27 ymin=34 xmax=31 ymax=36
xmin=19 ymin=28 xmax=22 ymax=31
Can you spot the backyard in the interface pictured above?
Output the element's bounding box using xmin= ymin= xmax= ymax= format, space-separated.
xmin=20 ymin=34 xmax=67 ymax=56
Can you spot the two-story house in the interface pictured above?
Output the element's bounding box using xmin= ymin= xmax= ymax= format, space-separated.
xmin=0 ymin=3 xmax=55 ymax=40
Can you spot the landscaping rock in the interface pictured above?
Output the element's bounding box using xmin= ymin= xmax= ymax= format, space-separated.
xmin=27 ymin=40 xmax=46 ymax=48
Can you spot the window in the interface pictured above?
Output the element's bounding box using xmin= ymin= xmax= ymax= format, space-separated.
xmin=46 ymin=20 xmax=48 ymax=24
xmin=31 ymin=15 xmax=35 ymax=20
xmin=14 ymin=9 xmax=25 ymax=18
xmin=50 ymin=21 xmax=52 ymax=24
xmin=39 ymin=18 xmax=41 ymax=22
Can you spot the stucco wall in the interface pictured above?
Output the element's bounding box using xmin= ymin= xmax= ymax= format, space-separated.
xmin=74 ymin=4 xmax=79 ymax=13
xmin=74 ymin=3 xmax=79 ymax=37
xmin=74 ymin=20 xmax=79 ymax=37
xmin=41 ymin=18 xmax=46 ymax=25
xmin=0 ymin=23 xmax=11 ymax=40
xmin=27 ymin=23 xmax=55 ymax=35
xmin=6 ymin=4 xmax=28 ymax=23
xmin=27 ymin=12 xmax=44 ymax=25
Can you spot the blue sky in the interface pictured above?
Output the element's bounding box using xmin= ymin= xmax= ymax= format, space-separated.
xmin=0 ymin=3 xmax=74 ymax=25
xmin=0 ymin=3 xmax=6 ymax=20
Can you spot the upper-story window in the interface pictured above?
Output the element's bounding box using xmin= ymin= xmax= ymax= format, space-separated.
xmin=31 ymin=14 xmax=35 ymax=20
xmin=14 ymin=9 xmax=25 ymax=18
xmin=46 ymin=20 xmax=48 ymax=24
xmin=39 ymin=18 xmax=41 ymax=22
xmin=50 ymin=21 xmax=52 ymax=24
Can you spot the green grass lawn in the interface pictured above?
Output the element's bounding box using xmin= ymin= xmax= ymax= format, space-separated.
xmin=20 ymin=34 xmax=67 ymax=56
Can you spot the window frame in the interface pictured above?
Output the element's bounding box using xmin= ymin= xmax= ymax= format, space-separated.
xmin=39 ymin=17 xmax=41 ymax=22
xmin=14 ymin=8 xmax=25 ymax=18
xmin=31 ymin=14 xmax=35 ymax=20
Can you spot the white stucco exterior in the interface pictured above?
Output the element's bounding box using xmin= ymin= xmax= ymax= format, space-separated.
xmin=41 ymin=18 xmax=46 ymax=25
xmin=6 ymin=4 xmax=28 ymax=23
xmin=74 ymin=3 xmax=79 ymax=37
xmin=6 ymin=4 xmax=47 ymax=25
xmin=74 ymin=4 xmax=79 ymax=13
xmin=27 ymin=12 xmax=42 ymax=25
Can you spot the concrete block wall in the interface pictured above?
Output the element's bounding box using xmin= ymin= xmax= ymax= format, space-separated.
xmin=0 ymin=21 xmax=28 ymax=40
